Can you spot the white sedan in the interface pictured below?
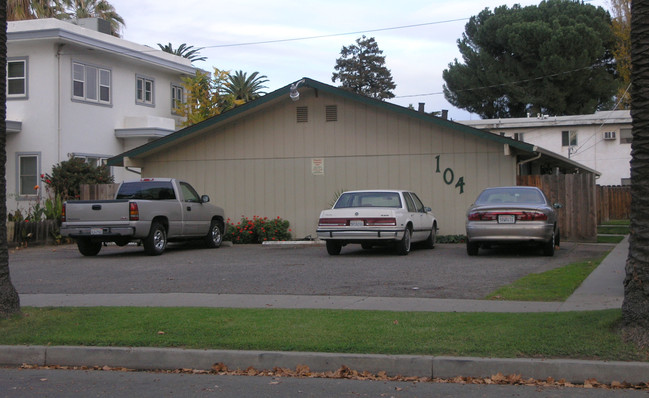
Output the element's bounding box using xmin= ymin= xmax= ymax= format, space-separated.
xmin=317 ymin=190 xmax=438 ymax=255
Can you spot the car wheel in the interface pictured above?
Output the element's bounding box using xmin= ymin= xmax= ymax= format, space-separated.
xmin=77 ymin=238 xmax=101 ymax=256
xmin=396 ymin=226 xmax=411 ymax=255
xmin=466 ymin=240 xmax=479 ymax=256
xmin=204 ymin=219 xmax=223 ymax=248
xmin=144 ymin=222 xmax=167 ymax=256
xmin=326 ymin=240 xmax=342 ymax=255
xmin=542 ymin=230 xmax=555 ymax=257
xmin=423 ymin=224 xmax=436 ymax=249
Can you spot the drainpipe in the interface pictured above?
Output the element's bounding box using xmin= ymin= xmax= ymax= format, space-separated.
xmin=516 ymin=147 xmax=542 ymax=176
xmin=56 ymin=44 xmax=65 ymax=163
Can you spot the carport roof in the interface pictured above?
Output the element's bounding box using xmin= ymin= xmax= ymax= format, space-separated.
xmin=107 ymin=77 xmax=599 ymax=177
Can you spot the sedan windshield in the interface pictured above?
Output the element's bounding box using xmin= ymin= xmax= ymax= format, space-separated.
xmin=475 ymin=188 xmax=545 ymax=205
xmin=334 ymin=192 xmax=402 ymax=208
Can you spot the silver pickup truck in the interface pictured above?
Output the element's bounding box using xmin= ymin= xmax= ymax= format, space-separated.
xmin=61 ymin=178 xmax=226 ymax=256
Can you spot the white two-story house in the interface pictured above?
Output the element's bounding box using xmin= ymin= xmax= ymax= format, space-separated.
xmin=6 ymin=18 xmax=198 ymax=212
xmin=460 ymin=110 xmax=632 ymax=186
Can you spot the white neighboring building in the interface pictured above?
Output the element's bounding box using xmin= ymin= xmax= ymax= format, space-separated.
xmin=6 ymin=18 xmax=198 ymax=213
xmin=459 ymin=110 xmax=632 ymax=186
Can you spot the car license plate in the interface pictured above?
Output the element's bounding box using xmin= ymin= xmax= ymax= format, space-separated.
xmin=498 ymin=215 xmax=515 ymax=224
xmin=350 ymin=220 xmax=364 ymax=227
xmin=91 ymin=228 xmax=103 ymax=235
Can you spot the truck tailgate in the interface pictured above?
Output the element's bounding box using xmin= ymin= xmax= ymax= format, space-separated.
xmin=64 ymin=200 xmax=131 ymax=223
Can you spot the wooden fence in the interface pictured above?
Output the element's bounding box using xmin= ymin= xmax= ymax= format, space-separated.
xmin=517 ymin=174 xmax=597 ymax=242
xmin=80 ymin=183 xmax=120 ymax=200
xmin=596 ymin=185 xmax=631 ymax=224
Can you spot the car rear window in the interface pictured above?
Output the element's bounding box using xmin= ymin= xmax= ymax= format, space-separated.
xmin=116 ymin=181 xmax=176 ymax=200
xmin=476 ymin=188 xmax=544 ymax=204
xmin=334 ymin=192 xmax=401 ymax=208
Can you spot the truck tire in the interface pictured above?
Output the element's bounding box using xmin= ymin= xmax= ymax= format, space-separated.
xmin=77 ymin=238 xmax=101 ymax=256
xmin=144 ymin=222 xmax=167 ymax=256
xmin=395 ymin=226 xmax=411 ymax=255
xmin=204 ymin=219 xmax=223 ymax=248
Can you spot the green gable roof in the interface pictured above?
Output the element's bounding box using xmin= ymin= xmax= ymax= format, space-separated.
xmin=107 ymin=77 xmax=598 ymax=176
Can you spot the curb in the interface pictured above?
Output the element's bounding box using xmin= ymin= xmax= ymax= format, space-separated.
xmin=1 ymin=345 xmax=648 ymax=385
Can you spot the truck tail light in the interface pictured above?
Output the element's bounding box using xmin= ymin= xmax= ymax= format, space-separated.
xmin=129 ymin=202 xmax=139 ymax=221
xmin=61 ymin=203 xmax=66 ymax=223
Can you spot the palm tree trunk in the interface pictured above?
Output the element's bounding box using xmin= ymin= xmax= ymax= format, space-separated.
xmin=623 ymin=0 xmax=649 ymax=331
xmin=0 ymin=0 xmax=21 ymax=318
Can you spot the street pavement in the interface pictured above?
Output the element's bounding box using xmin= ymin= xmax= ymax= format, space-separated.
xmin=4 ymin=236 xmax=649 ymax=386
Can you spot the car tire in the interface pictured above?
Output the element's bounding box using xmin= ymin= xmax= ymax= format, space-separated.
xmin=77 ymin=238 xmax=101 ymax=256
xmin=466 ymin=240 xmax=479 ymax=256
xmin=144 ymin=222 xmax=167 ymax=256
xmin=542 ymin=230 xmax=555 ymax=257
xmin=326 ymin=240 xmax=342 ymax=255
xmin=423 ymin=224 xmax=436 ymax=249
xmin=204 ymin=219 xmax=223 ymax=248
xmin=396 ymin=226 xmax=411 ymax=255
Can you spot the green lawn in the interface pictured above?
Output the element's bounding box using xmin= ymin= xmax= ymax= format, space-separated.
xmin=486 ymin=255 xmax=606 ymax=301
xmin=1 ymin=307 xmax=646 ymax=361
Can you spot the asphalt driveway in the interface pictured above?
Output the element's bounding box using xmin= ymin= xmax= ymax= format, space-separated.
xmin=8 ymin=241 xmax=612 ymax=300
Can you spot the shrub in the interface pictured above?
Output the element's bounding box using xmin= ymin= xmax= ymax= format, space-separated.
xmin=224 ymin=216 xmax=292 ymax=244
xmin=43 ymin=158 xmax=114 ymax=200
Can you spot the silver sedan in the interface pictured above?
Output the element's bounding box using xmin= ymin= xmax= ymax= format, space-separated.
xmin=465 ymin=186 xmax=560 ymax=256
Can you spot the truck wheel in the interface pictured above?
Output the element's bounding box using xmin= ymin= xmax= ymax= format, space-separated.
xmin=77 ymin=238 xmax=101 ymax=256
xmin=395 ymin=226 xmax=411 ymax=255
xmin=204 ymin=220 xmax=223 ymax=248
xmin=326 ymin=240 xmax=342 ymax=255
xmin=144 ymin=222 xmax=167 ymax=256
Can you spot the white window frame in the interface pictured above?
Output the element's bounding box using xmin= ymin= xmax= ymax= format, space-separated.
xmin=16 ymin=152 xmax=40 ymax=199
xmin=136 ymin=75 xmax=155 ymax=106
xmin=7 ymin=57 xmax=27 ymax=98
xmin=72 ymin=61 xmax=111 ymax=105
xmin=171 ymin=83 xmax=184 ymax=114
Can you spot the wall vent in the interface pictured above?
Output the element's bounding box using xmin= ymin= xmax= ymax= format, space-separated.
xmin=325 ymin=105 xmax=338 ymax=122
xmin=296 ymin=106 xmax=308 ymax=123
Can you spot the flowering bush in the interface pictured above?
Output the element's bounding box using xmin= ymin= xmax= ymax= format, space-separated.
xmin=223 ymin=216 xmax=292 ymax=244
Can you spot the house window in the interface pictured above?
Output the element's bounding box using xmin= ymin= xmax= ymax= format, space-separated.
xmin=7 ymin=58 xmax=27 ymax=98
xmin=620 ymin=128 xmax=632 ymax=144
xmin=73 ymin=154 xmax=108 ymax=168
xmin=171 ymin=84 xmax=183 ymax=113
xmin=561 ymin=130 xmax=577 ymax=147
xmin=325 ymin=105 xmax=338 ymax=122
xmin=136 ymin=75 xmax=154 ymax=105
xmin=17 ymin=153 xmax=39 ymax=197
xmin=73 ymin=62 xmax=111 ymax=104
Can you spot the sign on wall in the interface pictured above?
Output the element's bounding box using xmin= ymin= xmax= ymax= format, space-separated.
xmin=312 ymin=158 xmax=324 ymax=175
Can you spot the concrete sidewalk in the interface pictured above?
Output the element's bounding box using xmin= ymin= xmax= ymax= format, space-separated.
xmin=8 ymin=236 xmax=646 ymax=385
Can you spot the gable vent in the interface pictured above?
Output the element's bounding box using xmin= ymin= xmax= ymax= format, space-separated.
xmin=296 ymin=106 xmax=308 ymax=123
xmin=325 ymin=105 xmax=338 ymax=122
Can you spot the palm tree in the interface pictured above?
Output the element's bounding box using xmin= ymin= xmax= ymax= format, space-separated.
xmin=157 ymin=42 xmax=206 ymax=63
xmin=224 ymin=70 xmax=268 ymax=102
xmin=0 ymin=0 xmax=22 ymax=318
xmin=63 ymin=0 xmax=124 ymax=37
xmin=8 ymin=0 xmax=65 ymax=20
xmin=623 ymin=1 xmax=649 ymax=337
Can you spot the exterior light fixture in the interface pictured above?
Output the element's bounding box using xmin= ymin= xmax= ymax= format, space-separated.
xmin=290 ymin=79 xmax=305 ymax=102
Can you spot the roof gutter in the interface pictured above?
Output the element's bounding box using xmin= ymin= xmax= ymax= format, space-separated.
xmin=516 ymin=147 xmax=542 ymax=176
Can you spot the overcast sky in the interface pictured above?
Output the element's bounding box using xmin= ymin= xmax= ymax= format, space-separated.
xmin=109 ymin=0 xmax=610 ymax=120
